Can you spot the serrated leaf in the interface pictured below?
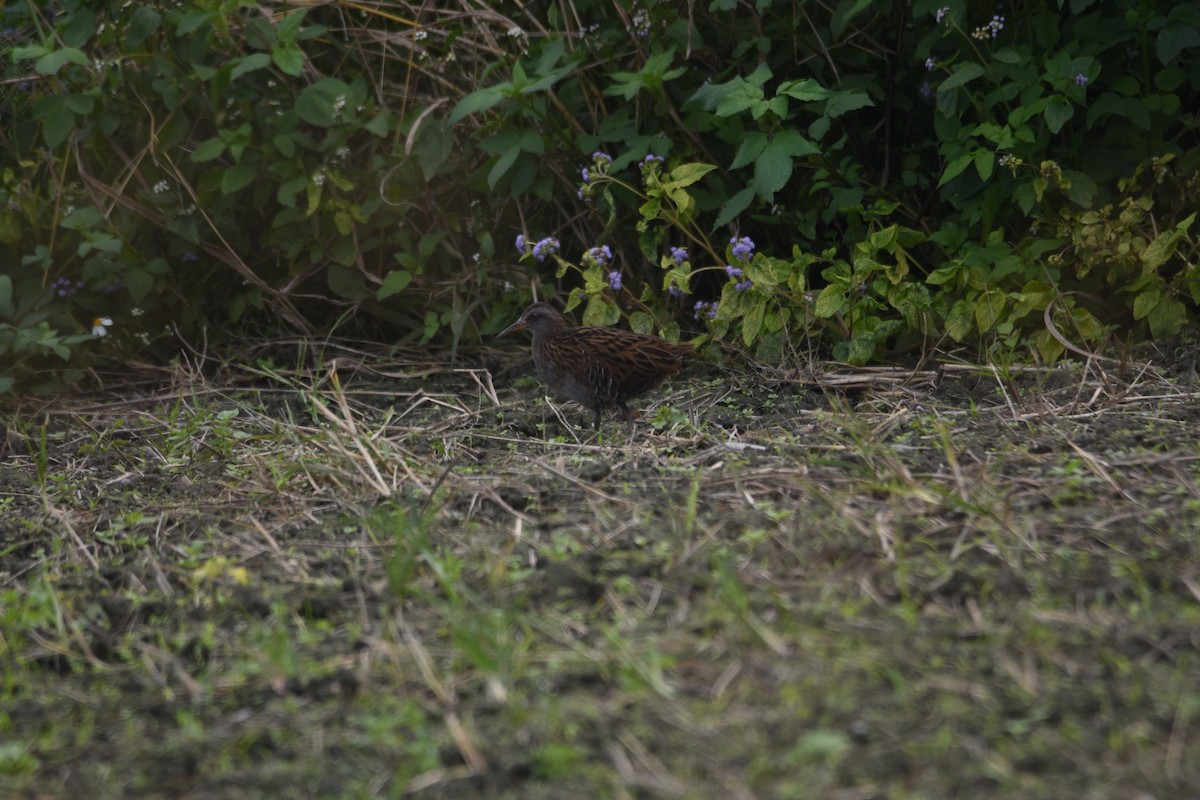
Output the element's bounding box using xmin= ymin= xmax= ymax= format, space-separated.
xmin=741 ymin=301 xmax=764 ymax=346
xmin=667 ymin=162 xmax=717 ymax=187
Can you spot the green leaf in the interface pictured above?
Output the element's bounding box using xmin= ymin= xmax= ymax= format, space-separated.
xmin=939 ymin=63 xmax=985 ymax=92
xmin=39 ymin=104 xmax=76 ymax=149
xmin=0 ymin=275 xmax=13 ymax=319
xmin=752 ymin=139 xmax=796 ymax=199
xmin=667 ymin=163 xmax=717 ymax=187
xmin=814 ymin=284 xmax=846 ymax=318
xmin=221 ymin=164 xmax=257 ymax=194
xmin=449 ymin=89 xmax=506 ymax=123
xmin=715 ymin=81 xmax=766 ymax=118
xmin=825 ymin=89 xmax=874 ymax=117
xmin=326 ymin=264 xmax=370 ymax=300
xmin=487 ymin=147 xmax=522 ymax=190
xmin=778 ymin=79 xmax=831 ymax=102
xmin=1141 ymin=212 xmax=1195 ymax=270
xmin=1043 ymin=96 xmax=1074 ymax=133
xmin=1147 ymin=296 xmax=1186 ymax=337
xmin=714 ymin=187 xmax=755 ymax=229
xmin=126 ymin=268 xmax=154 ymax=301
xmin=192 ymin=136 xmax=227 ymax=162
xmin=34 ymin=47 xmax=90 ymax=76
xmin=730 ymin=132 xmax=768 ymax=170
xmin=377 ymin=270 xmax=413 ymax=300
xmin=974 ymin=149 xmax=994 ymax=181
xmin=230 ymin=52 xmax=271 ymax=80
xmin=937 ymin=153 xmax=974 ymax=188
xmin=741 ymin=301 xmax=764 ymax=346
xmin=272 ymin=45 xmax=305 ymax=77
xmin=974 ymin=289 xmax=1006 ymax=332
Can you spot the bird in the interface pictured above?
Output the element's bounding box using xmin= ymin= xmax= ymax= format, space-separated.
xmin=498 ymin=301 xmax=694 ymax=431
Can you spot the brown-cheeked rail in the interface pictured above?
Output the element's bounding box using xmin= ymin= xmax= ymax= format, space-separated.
xmin=498 ymin=302 xmax=694 ymax=431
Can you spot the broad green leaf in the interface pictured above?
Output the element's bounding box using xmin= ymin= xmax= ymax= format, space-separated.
xmin=272 ymin=45 xmax=305 ymax=76
xmin=126 ymin=268 xmax=154 ymax=302
xmin=1043 ymin=96 xmax=1073 ymax=133
xmin=231 ymin=52 xmax=271 ymax=80
xmin=449 ymin=89 xmax=506 ymax=123
xmin=939 ymin=63 xmax=985 ymax=92
xmin=1147 ymin=296 xmax=1186 ymax=337
xmin=753 ymin=139 xmax=795 ymax=198
xmin=221 ymin=164 xmax=257 ymax=194
xmin=937 ymin=153 xmax=974 ymax=188
xmin=378 ymin=270 xmax=413 ymax=300
xmin=192 ymin=136 xmax=226 ymax=163
xmin=34 ymin=47 xmax=90 ymax=76
xmin=666 ymin=162 xmax=716 ymax=187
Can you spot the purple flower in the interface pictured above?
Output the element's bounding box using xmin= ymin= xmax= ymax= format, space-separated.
xmin=670 ymin=246 xmax=688 ymax=264
xmin=580 ymin=166 xmax=590 ymax=182
xmin=584 ymin=245 xmax=613 ymax=267
xmin=924 ymin=57 xmax=937 ymax=71
xmin=919 ymin=82 xmax=933 ymax=100
xmin=730 ymin=236 xmax=755 ymax=261
xmin=592 ymin=151 xmax=613 ymax=164
xmin=515 ymin=233 xmax=528 ymax=254
xmin=668 ymin=284 xmax=685 ymax=297
xmin=725 ymin=264 xmax=743 ymax=278
xmin=1075 ymin=74 xmax=1089 ymax=86
xmin=734 ymin=279 xmax=753 ymax=291
xmin=607 ymin=271 xmax=622 ymax=290
xmin=532 ymin=236 xmax=560 ymax=262
xmin=642 ymin=153 xmax=664 ymax=166
xmin=935 ymin=6 xmax=949 ymax=23
xmin=693 ymin=300 xmax=717 ymax=320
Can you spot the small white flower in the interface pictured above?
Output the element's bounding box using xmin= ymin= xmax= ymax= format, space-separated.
xmin=507 ymin=27 xmax=523 ymax=38
xmin=267 ymin=79 xmax=276 ymax=89
xmin=153 ymin=179 xmax=170 ymax=194
xmin=414 ymin=30 xmax=428 ymax=41
xmin=92 ymin=317 xmax=113 ymax=337
xmin=131 ymin=307 xmax=144 ymax=317
xmin=312 ymin=171 xmax=326 ymax=186
xmin=333 ymin=95 xmax=347 ymax=112
xmin=335 ymin=146 xmax=350 ymax=160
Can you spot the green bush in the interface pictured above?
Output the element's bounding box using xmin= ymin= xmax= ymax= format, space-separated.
xmin=1 ymin=0 xmax=1197 ymax=393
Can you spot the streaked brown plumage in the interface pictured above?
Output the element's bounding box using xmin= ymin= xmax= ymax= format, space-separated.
xmin=499 ymin=302 xmax=693 ymax=430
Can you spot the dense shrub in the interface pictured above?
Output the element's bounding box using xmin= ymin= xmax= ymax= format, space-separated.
xmin=1 ymin=0 xmax=1197 ymax=392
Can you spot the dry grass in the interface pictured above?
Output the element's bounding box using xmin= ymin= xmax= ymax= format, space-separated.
xmin=2 ymin=341 xmax=1199 ymax=798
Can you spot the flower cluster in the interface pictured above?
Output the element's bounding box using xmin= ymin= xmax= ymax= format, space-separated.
xmin=725 ymin=236 xmax=755 ymax=290
xmin=693 ymin=301 xmax=718 ymax=320
xmin=607 ymin=271 xmax=622 ymax=290
xmin=583 ymin=245 xmax=613 ymax=267
xmin=629 ymin=3 xmax=651 ymax=37
xmin=1075 ymin=73 xmax=1089 ymax=86
xmin=972 ymin=15 xmax=1005 ymax=40
xmin=730 ymin=235 xmax=755 ymax=261
xmin=670 ymin=246 xmax=688 ymax=265
xmin=577 ymin=151 xmax=614 ymax=201
xmin=935 ymin=6 xmax=949 ymax=23
xmin=515 ymin=234 xmax=561 ymax=262
xmin=668 ymin=283 xmax=685 ymax=298
xmin=51 ymin=277 xmax=83 ymax=298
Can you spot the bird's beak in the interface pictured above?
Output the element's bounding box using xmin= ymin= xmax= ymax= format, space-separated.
xmin=497 ymin=318 xmax=526 ymax=338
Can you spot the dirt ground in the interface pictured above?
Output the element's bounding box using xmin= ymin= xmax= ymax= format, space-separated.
xmin=2 ymin=341 xmax=1199 ymax=798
